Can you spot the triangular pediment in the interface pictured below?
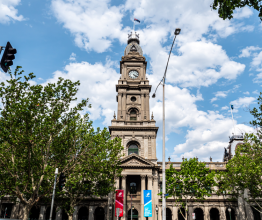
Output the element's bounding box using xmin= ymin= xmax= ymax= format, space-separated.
xmin=130 ymin=45 xmax=137 ymax=51
xmin=120 ymin=154 xmax=155 ymax=167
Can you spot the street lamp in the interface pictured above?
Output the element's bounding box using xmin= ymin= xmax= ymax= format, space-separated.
xmin=152 ymin=28 xmax=181 ymax=220
xmin=228 ymin=207 xmax=232 ymax=220
xmin=109 ymin=206 xmax=112 ymax=220
xmin=155 ymin=205 xmax=159 ymax=220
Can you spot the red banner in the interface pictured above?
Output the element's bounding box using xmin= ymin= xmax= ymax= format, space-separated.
xmin=115 ymin=190 xmax=124 ymax=217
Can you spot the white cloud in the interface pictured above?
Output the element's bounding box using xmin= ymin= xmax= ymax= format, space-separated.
xmin=221 ymin=106 xmax=229 ymax=110
xmin=0 ymin=0 xmax=24 ymax=24
xmin=233 ymin=7 xmax=253 ymax=19
xmin=211 ymin=91 xmax=228 ymax=103
xmin=243 ymin=91 xmax=250 ymax=95
xmin=252 ymin=51 xmax=262 ymax=67
xmin=253 ymin=90 xmax=260 ymax=95
xmin=69 ymin=52 xmax=76 ymax=61
xmin=231 ymin=96 xmax=256 ymax=112
xmin=51 ymin=0 xmax=125 ymax=53
xmin=44 ymin=59 xmax=119 ymax=125
xmin=149 ymin=83 xmax=254 ymax=162
xmin=239 ymin=46 xmax=261 ymax=58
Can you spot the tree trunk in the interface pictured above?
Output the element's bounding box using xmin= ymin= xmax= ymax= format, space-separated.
xmin=68 ymin=214 xmax=73 ymax=220
xmin=22 ymin=205 xmax=31 ymax=220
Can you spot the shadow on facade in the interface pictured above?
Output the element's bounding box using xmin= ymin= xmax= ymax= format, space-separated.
xmin=194 ymin=208 xmax=204 ymax=220
xmin=78 ymin=207 xmax=89 ymax=220
xmin=94 ymin=207 xmax=104 ymax=220
xmin=210 ymin=208 xmax=219 ymax=220
xmin=0 ymin=204 xmax=13 ymax=218
xmin=178 ymin=208 xmax=185 ymax=220
xmin=166 ymin=208 xmax=172 ymax=220
xmin=45 ymin=206 xmax=56 ymax=220
xmin=225 ymin=208 xmax=236 ymax=220
xmin=29 ymin=206 xmax=40 ymax=220
xmin=251 ymin=207 xmax=262 ymax=220
xmin=128 ymin=208 xmax=138 ymax=220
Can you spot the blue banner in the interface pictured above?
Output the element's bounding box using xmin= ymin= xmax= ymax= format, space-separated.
xmin=144 ymin=190 xmax=152 ymax=217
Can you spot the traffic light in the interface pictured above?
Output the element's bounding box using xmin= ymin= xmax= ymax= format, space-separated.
xmin=58 ymin=172 xmax=66 ymax=190
xmin=0 ymin=42 xmax=17 ymax=73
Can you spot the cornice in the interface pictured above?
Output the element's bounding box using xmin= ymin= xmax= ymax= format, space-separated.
xmin=109 ymin=126 xmax=159 ymax=133
xmin=116 ymin=84 xmax=151 ymax=92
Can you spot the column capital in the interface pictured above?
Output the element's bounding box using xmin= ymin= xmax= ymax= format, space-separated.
xmin=153 ymin=176 xmax=158 ymax=182
xmin=115 ymin=176 xmax=120 ymax=180
xmin=141 ymin=175 xmax=146 ymax=180
xmin=147 ymin=175 xmax=153 ymax=180
xmin=122 ymin=174 xmax=127 ymax=179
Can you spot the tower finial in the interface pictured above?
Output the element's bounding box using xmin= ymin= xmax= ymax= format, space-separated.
xmin=151 ymin=112 xmax=154 ymax=120
xmin=113 ymin=111 xmax=116 ymax=119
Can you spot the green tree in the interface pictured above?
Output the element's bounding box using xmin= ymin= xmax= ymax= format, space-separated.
xmin=0 ymin=66 xmax=88 ymax=220
xmin=212 ymin=0 xmax=262 ymax=21
xmin=55 ymin=114 xmax=123 ymax=220
xmin=217 ymin=93 xmax=262 ymax=214
xmin=166 ymin=158 xmax=217 ymax=219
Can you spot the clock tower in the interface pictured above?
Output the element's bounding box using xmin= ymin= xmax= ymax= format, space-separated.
xmin=109 ymin=32 xmax=158 ymax=161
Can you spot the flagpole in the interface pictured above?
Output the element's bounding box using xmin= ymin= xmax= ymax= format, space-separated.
xmin=133 ymin=19 xmax=135 ymax=32
xmin=230 ymin=104 xmax=235 ymax=135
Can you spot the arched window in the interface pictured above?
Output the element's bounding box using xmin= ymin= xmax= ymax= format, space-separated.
xmin=129 ymin=108 xmax=137 ymax=120
xmin=130 ymin=182 xmax=137 ymax=194
xmin=128 ymin=144 xmax=138 ymax=155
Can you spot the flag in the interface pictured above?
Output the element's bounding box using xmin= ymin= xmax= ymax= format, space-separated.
xmin=134 ymin=18 xmax=140 ymax=23
xmin=231 ymin=105 xmax=234 ymax=110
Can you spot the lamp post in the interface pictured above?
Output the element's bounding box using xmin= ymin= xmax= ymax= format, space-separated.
xmin=109 ymin=206 xmax=112 ymax=220
xmin=228 ymin=207 xmax=232 ymax=220
xmin=155 ymin=205 xmax=159 ymax=220
xmin=49 ymin=168 xmax=59 ymax=220
xmin=152 ymin=28 xmax=181 ymax=220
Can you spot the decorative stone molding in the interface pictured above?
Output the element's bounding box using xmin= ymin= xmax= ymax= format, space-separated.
xmin=147 ymin=175 xmax=153 ymax=180
xmin=153 ymin=176 xmax=159 ymax=182
xmin=122 ymin=175 xmax=127 ymax=179
xmin=141 ymin=175 xmax=146 ymax=180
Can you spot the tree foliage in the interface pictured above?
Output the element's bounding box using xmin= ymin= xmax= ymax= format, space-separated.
xmin=166 ymin=158 xmax=217 ymax=219
xmin=55 ymin=114 xmax=123 ymax=220
xmin=212 ymin=0 xmax=262 ymax=21
xmin=217 ymin=93 xmax=262 ymax=213
xmin=0 ymin=66 xmax=123 ymax=220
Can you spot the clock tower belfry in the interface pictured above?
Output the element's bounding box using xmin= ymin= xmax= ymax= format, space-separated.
xmin=109 ymin=32 xmax=158 ymax=162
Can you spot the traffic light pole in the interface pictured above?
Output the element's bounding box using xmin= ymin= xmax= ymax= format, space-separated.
xmin=50 ymin=168 xmax=58 ymax=220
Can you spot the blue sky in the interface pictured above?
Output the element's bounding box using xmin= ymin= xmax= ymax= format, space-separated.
xmin=1 ymin=0 xmax=262 ymax=162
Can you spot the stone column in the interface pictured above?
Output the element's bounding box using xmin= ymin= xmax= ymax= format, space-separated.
xmin=118 ymin=93 xmax=122 ymax=120
xmin=153 ymin=176 xmax=159 ymax=220
xmin=108 ymin=192 xmax=114 ymax=220
xmin=141 ymin=175 xmax=146 ymax=220
xmin=220 ymin=206 xmax=226 ymax=220
xmin=147 ymin=175 xmax=153 ymax=219
xmin=122 ymin=175 xmax=127 ymax=220
xmin=72 ymin=206 xmax=78 ymax=220
xmin=122 ymin=92 xmax=126 ymax=120
xmin=89 ymin=206 xmax=95 ymax=220
xmin=237 ymin=195 xmax=246 ymax=220
xmin=146 ymin=94 xmax=149 ymax=119
xmin=173 ymin=206 xmax=178 ymax=220
xmin=115 ymin=176 xmax=120 ymax=189
xmin=141 ymin=93 xmax=144 ymax=120
xmin=114 ymin=176 xmax=120 ymax=220
xmin=56 ymin=208 xmax=62 ymax=220
xmin=39 ymin=206 xmax=45 ymax=220
xmin=204 ymin=205 xmax=209 ymax=220
xmin=188 ymin=205 xmax=193 ymax=220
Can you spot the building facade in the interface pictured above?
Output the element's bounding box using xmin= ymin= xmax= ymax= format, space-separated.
xmin=1 ymin=32 xmax=262 ymax=220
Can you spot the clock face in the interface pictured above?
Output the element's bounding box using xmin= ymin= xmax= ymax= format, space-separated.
xmin=129 ymin=70 xmax=139 ymax=79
